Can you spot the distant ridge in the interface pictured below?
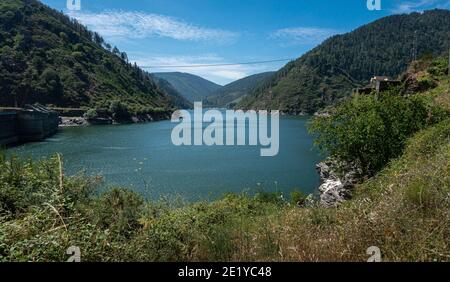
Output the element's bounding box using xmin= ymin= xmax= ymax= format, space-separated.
xmin=151 ymin=75 xmax=193 ymax=109
xmin=152 ymin=72 xmax=221 ymax=102
xmin=205 ymin=72 xmax=275 ymax=108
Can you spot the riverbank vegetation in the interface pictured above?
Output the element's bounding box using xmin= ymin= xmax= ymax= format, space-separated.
xmin=1 ymin=57 xmax=449 ymax=262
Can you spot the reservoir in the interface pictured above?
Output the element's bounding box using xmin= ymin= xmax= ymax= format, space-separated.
xmin=7 ymin=114 xmax=323 ymax=201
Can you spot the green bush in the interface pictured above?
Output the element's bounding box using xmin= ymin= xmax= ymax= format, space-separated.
xmin=290 ymin=189 xmax=307 ymax=206
xmin=109 ymin=100 xmax=132 ymax=121
xmin=309 ymin=91 xmax=446 ymax=175
xmin=83 ymin=108 xmax=98 ymax=120
xmin=427 ymin=57 xmax=448 ymax=77
xmin=417 ymin=76 xmax=437 ymax=90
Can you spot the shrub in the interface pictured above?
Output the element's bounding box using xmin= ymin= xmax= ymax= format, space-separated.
xmin=254 ymin=190 xmax=284 ymax=205
xmin=309 ymin=91 xmax=444 ymax=175
xmin=417 ymin=76 xmax=437 ymax=90
xmin=83 ymin=108 xmax=98 ymax=120
xmin=109 ymin=100 xmax=132 ymax=121
xmin=290 ymin=189 xmax=308 ymax=206
xmin=91 ymin=188 xmax=144 ymax=237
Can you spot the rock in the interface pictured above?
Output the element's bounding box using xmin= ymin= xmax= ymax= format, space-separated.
xmin=88 ymin=117 xmax=113 ymax=125
xmin=318 ymin=179 xmax=347 ymax=207
xmin=59 ymin=117 xmax=87 ymax=127
xmin=316 ymin=157 xmax=362 ymax=208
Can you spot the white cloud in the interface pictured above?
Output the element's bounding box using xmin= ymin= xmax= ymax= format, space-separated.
xmin=130 ymin=54 xmax=278 ymax=85
xmin=67 ymin=10 xmax=238 ymax=42
xmin=270 ymin=27 xmax=339 ymax=46
xmin=392 ymin=0 xmax=450 ymax=14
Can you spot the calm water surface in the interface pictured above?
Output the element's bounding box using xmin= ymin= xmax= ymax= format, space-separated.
xmin=7 ymin=115 xmax=323 ymax=201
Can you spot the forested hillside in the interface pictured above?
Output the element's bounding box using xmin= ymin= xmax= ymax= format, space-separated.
xmin=0 ymin=0 xmax=177 ymax=113
xmin=152 ymin=72 xmax=221 ymax=102
xmin=204 ymin=72 xmax=275 ymax=108
xmin=238 ymin=9 xmax=450 ymax=114
xmin=151 ymin=75 xmax=193 ymax=109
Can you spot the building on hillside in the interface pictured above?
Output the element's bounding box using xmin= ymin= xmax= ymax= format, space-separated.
xmin=355 ymin=76 xmax=401 ymax=94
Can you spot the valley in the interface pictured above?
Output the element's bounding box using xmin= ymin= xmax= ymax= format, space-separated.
xmin=0 ymin=0 xmax=449 ymax=263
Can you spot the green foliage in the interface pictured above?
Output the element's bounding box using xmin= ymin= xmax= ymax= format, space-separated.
xmin=290 ymin=189 xmax=308 ymax=206
xmin=309 ymin=91 xmax=447 ymax=175
xmin=0 ymin=0 xmax=175 ymax=111
xmin=91 ymin=188 xmax=144 ymax=237
xmin=109 ymin=100 xmax=131 ymax=121
xmin=427 ymin=57 xmax=449 ymax=77
xmin=83 ymin=108 xmax=98 ymax=120
xmin=254 ymin=190 xmax=284 ymax=205
xmin=417 ymin=76 xmax=437 ymax=90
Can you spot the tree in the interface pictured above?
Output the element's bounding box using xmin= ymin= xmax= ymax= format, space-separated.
xmin=120 ymin=52 xmax=128 ymax=63
xmin=308 ymin=91 xmax=442 ymax=175
xmin=40 ymin=68 xmax=63 ymax=98
xmin=112 ymin=46 xmax=120 ymax=56
xmin=84 ymin=108 xmax=99 ymax=120
xmin=109 ymin=100 xmax=131 ymax=121
xmin=93 ymin=32 xmax=104 ymax=46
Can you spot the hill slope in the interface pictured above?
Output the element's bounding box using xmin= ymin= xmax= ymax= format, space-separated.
xmin=0 ymin=0 xmax=176 ymax=112
xmin=204 ymin=72 xmax=275 ymax=108
xmin=152 ymin=72 xmax=221 ymax=102
xmin=151 ymin=75 xmax=193 ymax=109
xmin=238 ymin=9 xmax=450 ymax=114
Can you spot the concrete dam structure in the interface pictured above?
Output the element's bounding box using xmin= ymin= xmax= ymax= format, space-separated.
xmin=0 ymin=105 xmax=59 ymax=146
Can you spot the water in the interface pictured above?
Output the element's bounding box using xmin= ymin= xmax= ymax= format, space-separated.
xmin=7 ymin=114 xmax=323 ymax=201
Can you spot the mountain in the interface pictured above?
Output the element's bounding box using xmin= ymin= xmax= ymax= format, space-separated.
xmin=0 ymin=0 xmax=177 ymax=113
xmin=152 ymin=72 xmax=221 ymax=102
xmin=238 ymin=9 xmax=450 ymax=114
xmin=204 ymin=72 xmax=275 ymax=108
xmin=151 ymin=75 xmax=193 ymax=109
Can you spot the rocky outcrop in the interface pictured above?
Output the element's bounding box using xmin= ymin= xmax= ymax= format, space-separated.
xmin=401 ymin=61 xmax=438 ymax=95
xmin=59 ymin=117 xmax=87 ymax=127
xmin=316 ymin=158 xmax=362 ymax=208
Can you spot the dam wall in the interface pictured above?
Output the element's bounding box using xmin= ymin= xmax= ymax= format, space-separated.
xmin=0 ymin=106 xmax=59 ymax=146
xmin=0 ymin=112 xmax=19 ymax=146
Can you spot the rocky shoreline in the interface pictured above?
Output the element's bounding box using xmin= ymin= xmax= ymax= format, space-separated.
xmin=59 ymin=117 xmax=88 ymax=127
xmin=316 ymin=158 xmax=363 ymax=208
xmin=59 ymin=112 xmax=172 ymax=127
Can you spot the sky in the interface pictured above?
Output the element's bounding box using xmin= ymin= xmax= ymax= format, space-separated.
xmin=41 ymin=0 xmax=450 ymax=85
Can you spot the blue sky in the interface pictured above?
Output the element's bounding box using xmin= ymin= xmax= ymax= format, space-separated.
xmin=41 ymin=0 xmax=450 ymax=85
